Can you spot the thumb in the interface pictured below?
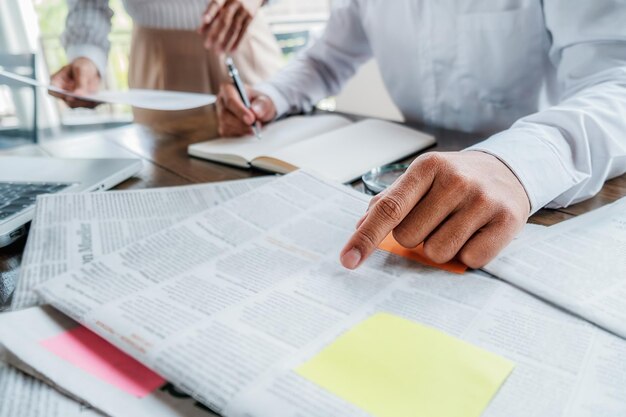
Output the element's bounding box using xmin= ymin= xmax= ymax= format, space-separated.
xmin=72 ymin=63 xmax=96 ymax=95
xmin=250 ymin=95 xmax=275 ymax=122
xmin=50 ymin=65 xmax=73 ymax=90
xmin=74 ymin=70 xmax=88 ymax=93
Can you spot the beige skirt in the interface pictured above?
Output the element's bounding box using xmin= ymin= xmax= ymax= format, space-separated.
xmin=128 ymin=13 xmax=283 ymax=140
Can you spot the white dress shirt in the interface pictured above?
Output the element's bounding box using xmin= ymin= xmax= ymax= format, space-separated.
xmin=256 ymin=0 xmax=626 ymax=213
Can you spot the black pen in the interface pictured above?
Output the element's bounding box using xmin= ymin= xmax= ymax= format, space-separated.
xmin=225 ymin=57 xmax=262 ymax=139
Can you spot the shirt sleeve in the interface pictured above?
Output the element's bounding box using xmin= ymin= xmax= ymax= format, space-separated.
xmin=255 ymin=0 xmax=372 ymax=118
xmin=61 ymin=0 xmax=114 ymax=77
xmin=468 ymin=0 xmax=626 ymax=213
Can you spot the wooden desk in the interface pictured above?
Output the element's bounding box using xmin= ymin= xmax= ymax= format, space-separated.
xmin=2 ymin=115 xmax=625 ymax=307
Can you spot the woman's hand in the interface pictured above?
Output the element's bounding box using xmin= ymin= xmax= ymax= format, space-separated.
xmin=49 ymin=57 xmax=101 ymax=108
xmin=198 ymin=0 xmax=264 ymax=53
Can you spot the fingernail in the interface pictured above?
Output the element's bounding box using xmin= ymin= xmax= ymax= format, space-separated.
xmin=341 ymin=248 xmax=361 ymax=269
xmin=251 ymin=102 xmax=264 ymax=115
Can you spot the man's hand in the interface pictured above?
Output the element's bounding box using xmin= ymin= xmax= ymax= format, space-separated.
xmin=340 ymin=151 xmax=531 ymax=270
xmin=49 ymin=57 xmax=101 ymax=108
xmin=198 ymin=0 xmax=263 ymax=53
xmin=216 ymin=82 xmax=276 ymax=136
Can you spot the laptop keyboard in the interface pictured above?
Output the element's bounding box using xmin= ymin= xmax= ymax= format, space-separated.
xmin=0 ymin=182 xmax=73 ymax=222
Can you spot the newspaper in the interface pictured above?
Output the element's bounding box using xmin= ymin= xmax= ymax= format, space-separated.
xmin=485 ymin=196 xmax=626 ymax=339
xmin=12 ymin=176 xmax=274 ymax=310
xmin=0 ymin=307 xmax=220 ymax=417
xmin=2 ymin=272 xmax=625 ymax=417
xmin=3 ymin=170 xmax=621 ymax=417
xmin=1 ymin=177 xmax=272 ymax=417
xmin=0 ymin=361 xmax=101 ymax=417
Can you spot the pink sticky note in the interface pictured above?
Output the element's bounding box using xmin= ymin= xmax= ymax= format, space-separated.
xmin=40 ymin=326 xmax=165 ymax=398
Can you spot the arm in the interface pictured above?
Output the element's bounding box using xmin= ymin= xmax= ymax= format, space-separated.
xmin=255 ymin=0 xmax=373 ymax=117
xmin=61 ymin=0 xmax=113 ymax=78
xmin=469 ymin=0 xmax=626 ymax=212
xmin=339 ymin=1 xmax=626 ymax=271
xmin=215 ymin=0 xmax=373 ymax=135
xmin=50 ymin=0 xmax=112 ymax=107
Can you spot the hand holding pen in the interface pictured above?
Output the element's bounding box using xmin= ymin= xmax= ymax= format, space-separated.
xmin=225 ymin=57 xmax=263 ymax=139
xmin=217 ymin=58 xmax=277 ymax=138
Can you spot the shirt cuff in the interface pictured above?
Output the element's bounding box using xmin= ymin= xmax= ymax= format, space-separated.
xmin=254 ymin=82 xmax=292 ymax=120
xmin=65 ymin=44 xmax=108 ymax=79
xmin=466 ymin=130 xmax=580 ymax=214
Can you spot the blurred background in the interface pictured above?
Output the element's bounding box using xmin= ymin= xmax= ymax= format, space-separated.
xmin=0 ymin=0 xmax=401 ymax=149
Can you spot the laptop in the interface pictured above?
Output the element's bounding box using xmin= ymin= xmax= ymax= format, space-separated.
xmin=0 ymin=156 xmax=142 ymax=248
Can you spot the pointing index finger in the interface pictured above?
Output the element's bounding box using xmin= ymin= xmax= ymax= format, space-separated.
xmin=339 ymin=160 xmax=436 ymax=269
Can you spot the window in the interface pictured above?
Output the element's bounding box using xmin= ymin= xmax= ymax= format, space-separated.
xmin=0 ymin=0 xmax=49 ymax=147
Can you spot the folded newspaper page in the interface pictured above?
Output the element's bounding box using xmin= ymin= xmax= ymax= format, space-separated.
xmin=13 ymin=176 xmax=273 ymax=310
xmin=0 ymin=307 xmax=220 ymax=417
xmin=2 ymin=272 xmax=625 ymax=417
xmin=12 ymin=170 xmax=623 ymax=417
xmin=1 ymin=177 xmax=272 ymax=417
xmin=0 ymin=361 xmax=102 ymax=417
xmin=485 ymin=196 xmax=626 ymax=339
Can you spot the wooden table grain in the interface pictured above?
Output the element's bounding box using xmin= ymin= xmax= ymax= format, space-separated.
xmin=2 ymin=113 xmax=625 ymax=307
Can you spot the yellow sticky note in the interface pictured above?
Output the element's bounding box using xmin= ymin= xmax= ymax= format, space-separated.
xmin=297 ymin=313 xmax=514 ymax=417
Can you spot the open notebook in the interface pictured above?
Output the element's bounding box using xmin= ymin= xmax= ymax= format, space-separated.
xmin=188 ymin=115 xmax=436 ymax=183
